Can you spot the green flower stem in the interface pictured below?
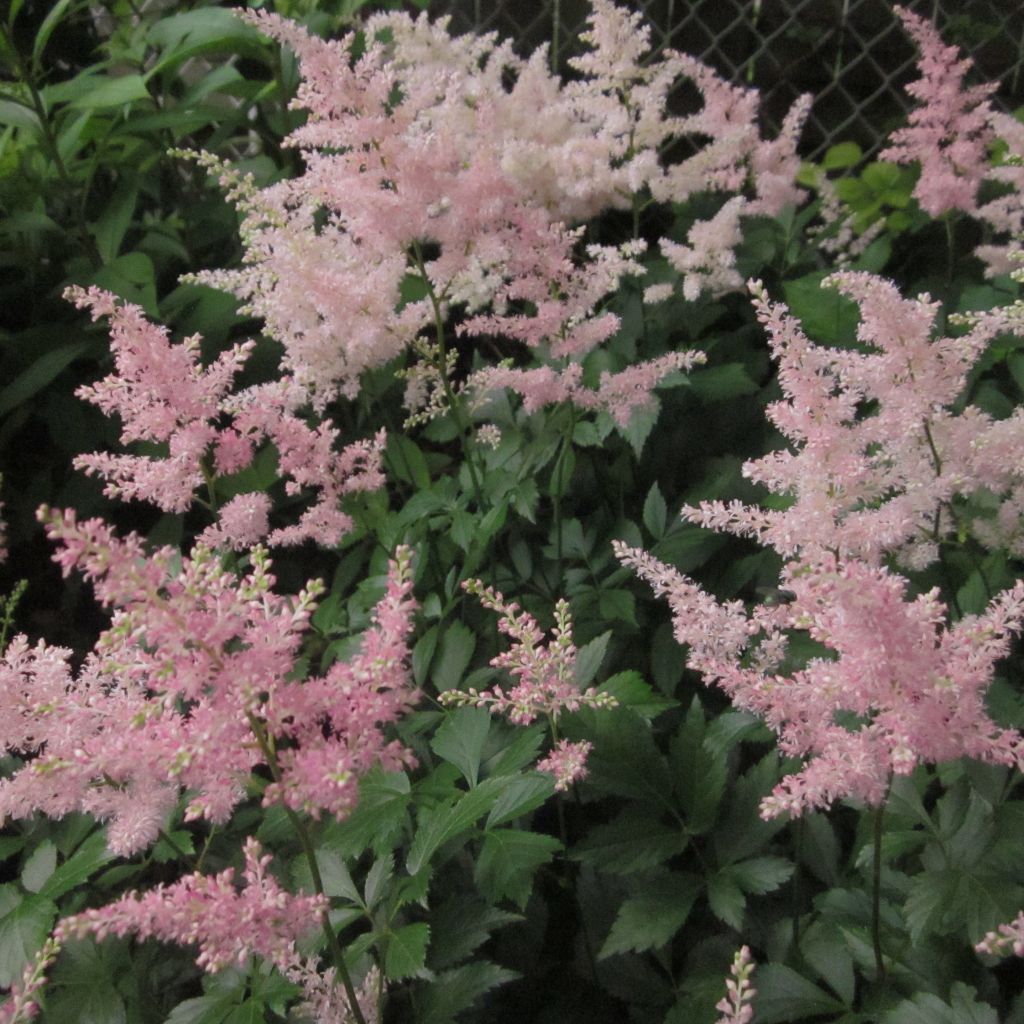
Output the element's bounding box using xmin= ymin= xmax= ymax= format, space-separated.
xmin=246 ymin=713 xmax=368 ymax=1024
xmin=551 ymin=408 xmax=577 ymax=590
xmin=872 ymin=799 xmax=887 ymax=983
xmin=410 ymin=243 xmax=487 ymax=512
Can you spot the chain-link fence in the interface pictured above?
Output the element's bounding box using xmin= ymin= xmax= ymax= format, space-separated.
xmin=425 ymin=0 xmax=1024 ymax=160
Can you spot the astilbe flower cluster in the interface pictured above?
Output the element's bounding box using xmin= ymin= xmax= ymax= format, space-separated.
xmin=617 ymin=267 xmax=1024 ymax=819
xmin=439 ymin=580 xmax=615 ymax=787
xmin=67 ymin=286 xmax=385 ymax=549
xmin=182 ymin=1 xmax=808 ymax=431
xmin=54 ymin=838 xmax=324 ymax=973
xmin=689 ymin=273 xmax=1024 ymax=568
xmin=0 ymin=511 xmax=418 ymax=854
xmin=0 ymin=939 xmax=59 ymax=1024
xmin=881 ymin=6 xmax=1024 ymax=276
xmin=716 ymin=946 xmax=756 ymax=1024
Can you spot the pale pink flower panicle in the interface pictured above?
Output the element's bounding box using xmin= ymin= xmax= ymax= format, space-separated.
xmin=880 ymin=6 xmax=997 ymax=217
xmin=616 ymin=540 xmax=1024 ymax=819
xmin=467 ymin=350 xmax=704 ymax=429
xmin=261 ymin=545 xmax=420 ymax=818
xmin=281 ymin=952 xmax=380 ymax=1024
xmin=439 ymin=580 xmax=616 ymax=726
xmin=184 ymin=2 xmax=809 ymax=414
xmin=977 ymin=911 xmax=1024 ymax=959
xmin=881 ymin=8 xmax=1024 ymax=275
xmin=54 ymin=838 xmax=325 ymax=974
xmin=536 ymin=738 xmax=593 ymax=791
xmin=0 ymin=510 xmax=418 ymax=852
xmin=684 ymin=274 xmax=1024 ymax=567
xmin=68 ymin=287 xmax=385 ymax=549
xmin=716 ymin=946 xmax=756 ymax=1024
xmin=68 ymin=284 xmax=253 ymax=515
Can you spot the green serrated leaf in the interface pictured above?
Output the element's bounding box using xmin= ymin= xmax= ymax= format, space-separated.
xmin=384 ymin=922 xmax=430 ymax=980
xmin=671 ymin=699 xmax=726 ymax=834
xmin=406 ymin=778 xmax=505 ymax=875
xmin=730 ymin=856 xmax=794 ymax=894
xmin=413 ymin=625 xmax=439 ymax=687
xmin=20 ymin=841 xmax=56 ymax=894
xmin=686 ymin=363 xmax=759 ymax=401
xmin=883 ymin=983 xmax=998 ymax=1024
xmin=643 ymin=483 xmax=668 ymax=539
xmin=323 ymin=770 xmax=411 ymax=858
xmin=481 ymin=724 xmax=545 ymax=778
xmin=474 ymin=830 xmax=561 ymax=909
xmin=485 ymin=773 xmax=553 ymax=829
xmin=431 ymin=707 xmax=491 ymax=788
xmin=418 ymin=961 xmax=518 ymax=1024
xmin=799 ymin=919 xmax=855 ymax=1006
xmin=364 ymin=853 xmax=394 ymax=911
xmin=599 ymin=670 xmax=676 ymax=720
xmin=599 ymin=874 xmax=701 ymax=957
xmin=427 ymin=896 xmax=519 ymax=971
xmin=293 ymin=849 xmax=362 ymax=905
xmin=0 ymin=886 xmax=57 ymax=987
xmin=586 ymin=710 xmax=674 ymax=807
xmin=575 ymin=630 xmax=611 ymax=686
xmin=706 ymin=873 xmax=746 ymax=929
xmin=650 ymin=622 xmax=683 ymax=695
xmin=163 ymin=995 xmax=235 ymax=1024
xmin=753 ymin=963 xmax=845 ymax=1024
xmin=433 ymin=621 xmax=476 ymax=690
xmin=571 ymin=807 xmax=686 ymax=874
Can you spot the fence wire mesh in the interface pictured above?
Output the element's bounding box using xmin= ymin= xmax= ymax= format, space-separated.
xmin=424 ymin=0 xmax=1024 ymax=160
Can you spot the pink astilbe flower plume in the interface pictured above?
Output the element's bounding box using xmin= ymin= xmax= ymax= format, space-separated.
xmin=68 ymin=285 xmax=253 ymax=515
xmin=174 ymin=0 xmax=810 ymax=421
xmin=0 ymin=509 xmax=418 ymax=852
xmin=977 ymin=911 xmax=1024 ymax=959
xmin=69 ymin=287 xmax=385 ymax=548
xmin=616 ymin=267 xmax=1024 ymax=819
xmin=440 ymin=580 xmax=617 ymax=726
xmin=536 ymin=738 xmax=593 ymax=792
xmin=716 ymin=946 xmax=756 ymax=1024
xmin=880 ymin=6 xmax=997 ymax=217
xmin=440 ymin=581 xmax=616 ymax=789
xmin=881 ymin=9 xmax=1024 ymax=276
xmin=616 ymin=542 xmax=1024 ymax=818
xmin=55 ymin=838 xmax=325 ymax=974
xmin=685 ymin=274 xmax=1024 ymax=567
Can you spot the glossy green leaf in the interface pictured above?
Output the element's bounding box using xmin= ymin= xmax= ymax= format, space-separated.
xmin=752 ymin=964 xmax=845 ymax=1023
xmin=0 ymin=886 xmax=56 ymax=988
xmin=599 ymin=874 xmax=701 ymax=957
xmin=384 ymin=922 xmax=430 ymax=980
xmin=418 ymin=961 xmax=518 ymax=1024
xmin=485 ymin=773 xmax=553 ymax=829
xmin=474 ymin=829 xmax=561 ymax=909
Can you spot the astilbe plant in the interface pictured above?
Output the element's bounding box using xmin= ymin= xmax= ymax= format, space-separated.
xmin=11 ymin=1 xmax=1024 ymax=1021
xmin=181 ymin=0 xmax=809 ymax=434
xmin=67 ymin=285 xmax=386 ymax=549
xmin=439 ymin=578 xmax=617 ymax=790
xmin=881 ymin=5 xmax=1024 ymax=276
xmin=619 ymin=269 xmax=1024 ymax=817
xmin=0 ymin=515 xmax=416 ymax=1019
